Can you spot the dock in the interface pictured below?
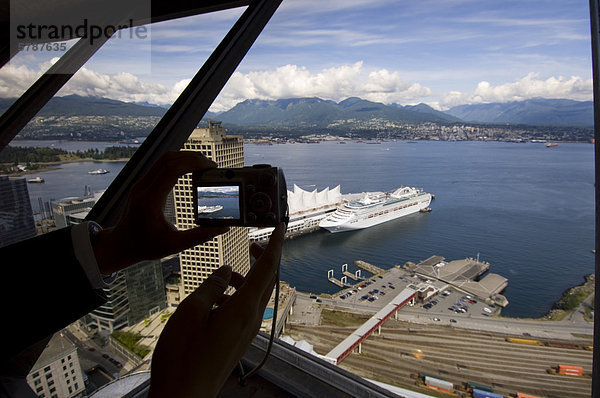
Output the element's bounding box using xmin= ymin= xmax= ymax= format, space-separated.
xmin=341 ymin=263 xmax=361 ymax=281
xmin=327 ymin=269 xmax=346 ymax=287
xmin=343 ymin=271 xmax=359 ymax=281
xmin=354 ymin=260 xmax=385 ymax=276
xmin=328 ymin=277 xmax=345 ymax=288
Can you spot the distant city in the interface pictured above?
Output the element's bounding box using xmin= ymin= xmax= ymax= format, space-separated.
xmin=3 ymin=94 xmax=593 ymax=143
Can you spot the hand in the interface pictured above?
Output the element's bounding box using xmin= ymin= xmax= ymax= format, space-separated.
xmin=93 ymin=151 xmax=229 ymax=274
xmin=148 ymin=222 xmax=286 ymax=398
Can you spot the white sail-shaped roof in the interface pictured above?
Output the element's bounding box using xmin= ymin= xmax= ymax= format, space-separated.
xmin=286 ymin=185 xmax=343 ymax=214
xmin=303 ymin=189 xmax=317 ymax=208
xmin=328 ymin=185 xmax=341 ymax=204
xmin=287 ymin=189 xmax=303 ymax=213
xmin=316 ymin=187 xmax=329 ymax=206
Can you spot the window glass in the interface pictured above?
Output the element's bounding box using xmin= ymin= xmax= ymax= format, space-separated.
xmin=2 ymin=2 xmax=594 ymax=397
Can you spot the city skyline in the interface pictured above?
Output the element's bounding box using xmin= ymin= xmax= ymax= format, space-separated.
xmin=2 ymin=1 xmax=592 ymax=112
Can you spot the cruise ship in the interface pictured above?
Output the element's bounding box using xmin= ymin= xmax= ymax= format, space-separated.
xmin=319 ymin=186 xmax=432 ymax=233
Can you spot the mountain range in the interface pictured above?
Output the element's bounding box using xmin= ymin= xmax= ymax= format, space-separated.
xmin=213 ymin=97 xmax=461 ymax=126
xmin=0 ymin=94 xmax=593 ymax=128
xmin=0 ymin=95 xmax=166 ymax=117
xmin=445 ymin=98 xmax=593 ymax=127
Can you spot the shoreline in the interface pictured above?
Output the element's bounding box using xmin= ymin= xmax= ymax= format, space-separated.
xmin=2 ymin=157 xmax=130 ymax=177
xmin=293 ymin=266 xmax=594 ymax=324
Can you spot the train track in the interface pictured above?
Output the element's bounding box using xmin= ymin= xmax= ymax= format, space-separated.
xmin=286 ymin=319 xmax=592 ymax=397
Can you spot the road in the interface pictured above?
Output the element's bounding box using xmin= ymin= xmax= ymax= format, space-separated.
xmin=293 ymin=277 xmax=593 ymax=341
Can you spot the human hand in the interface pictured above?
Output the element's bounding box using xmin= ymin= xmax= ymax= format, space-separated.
xmin=93 ymin=151 xmax=229 ymax=274
xmin=148 ymin=222 xmax=286 ymax=398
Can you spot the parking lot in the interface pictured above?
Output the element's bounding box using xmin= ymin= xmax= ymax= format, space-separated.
xmin=413 ymin=288 xmax=500 ymax=321
xmin=316 ymin=265 xmax=501 ymax=321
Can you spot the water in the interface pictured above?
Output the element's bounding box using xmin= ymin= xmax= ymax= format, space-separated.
xmin=18 ymin=140 xmax=595 ymax=318
xmin=245 ymin=141 xmax=595 ymax=318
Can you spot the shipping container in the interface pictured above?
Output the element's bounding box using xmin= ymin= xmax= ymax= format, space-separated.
xmin=557 ymin=364 xmax=584 ymax=376
xmin=472 ymin=388 xmax=503 ymax=398
xmin=425 ymin=376 xmax=453 ymax=392
xmin=516 ymin=393 xmax=543 ymax=398
xmin=466 ymin=381 xmax=494 ymax=392
xmin=506 ymin=338 xmax=542 ymax=345
xmin=545 ymin=341 xmax=579 ymax=349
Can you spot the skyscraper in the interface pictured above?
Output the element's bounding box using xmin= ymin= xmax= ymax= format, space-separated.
xmin=0 ymin=176 xmax=36 ymax=248
xmin=175 ymin=121 xmax=250 ymax=296
xmin=52 ymin=193 xmax=166 ymax=332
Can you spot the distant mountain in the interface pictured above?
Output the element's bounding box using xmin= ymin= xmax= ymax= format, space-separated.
xmin=217 ymin=97 xmax=460 ymax=127
xmin=446 ymin=98 xmax=593 ymax=127
xmin=398 ymin=102 xmax=462 ymax=122
xmin=0 ymin=95 xmax=167 ymax=117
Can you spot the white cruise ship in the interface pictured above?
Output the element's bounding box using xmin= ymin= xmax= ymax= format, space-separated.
xmin=319 ymin=186 xmax=432 ymax=233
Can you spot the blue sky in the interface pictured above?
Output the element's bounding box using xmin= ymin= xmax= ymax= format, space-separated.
xmin=2 ymin=0 xmax=593 ymax=111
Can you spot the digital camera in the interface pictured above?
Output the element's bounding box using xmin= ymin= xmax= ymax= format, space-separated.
xmin=192 ymin=165 xmax=288 ymax=227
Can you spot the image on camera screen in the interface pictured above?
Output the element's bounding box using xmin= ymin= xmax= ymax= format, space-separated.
xmin=196 ymin=185 xmax=241 ymax=220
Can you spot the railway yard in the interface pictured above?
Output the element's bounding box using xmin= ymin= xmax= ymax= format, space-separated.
xmin=285 ymin=318 xmax=593 ymax=398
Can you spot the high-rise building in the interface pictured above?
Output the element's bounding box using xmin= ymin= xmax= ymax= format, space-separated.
xmin=51 ymin=193 xmax=166 ymax=332
xmin=26 ymin=333 xmax=86 ymax=398
xmin=175 ymin=121 xmax=250 ymax=296
xmin=0 ymin=176 xmax=36 ymax=248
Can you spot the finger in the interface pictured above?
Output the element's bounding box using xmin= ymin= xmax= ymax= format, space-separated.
xmin=211 ymin=271 xmax=244 ymax=306
xmin=214 ymin=293 xmax=231 ymax=307
xmin=185 ymin=265 xmax=232 ymax=320
xmin=239 ymin=223 xmax=285 ymax=301
xmin=250 ymin=242 xmax=265 ymax=260
xmin=230 ymin=271 xmax=245 ymax=290
xmin=140 ymin=151 xmax=218 ymax=199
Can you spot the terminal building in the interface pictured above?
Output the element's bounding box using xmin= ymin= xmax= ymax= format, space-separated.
xmin=405 ymin=255 xmax=509 ymax=307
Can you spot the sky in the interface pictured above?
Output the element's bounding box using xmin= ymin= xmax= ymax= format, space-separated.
xmin=1 ymin=0 xmax=593 ymax=112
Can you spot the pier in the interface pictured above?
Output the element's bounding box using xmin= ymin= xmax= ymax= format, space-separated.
xmin=327 ymin=269 xmax=346 ymax=288
xmin=354 ymin=260 xmax=385 ymax=276
xmin=341 ymin=263 xmax=362 ymax=281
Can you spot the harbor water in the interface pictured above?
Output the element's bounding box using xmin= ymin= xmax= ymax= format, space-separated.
xmin=17 ymin=140 xmax=595 ymax=318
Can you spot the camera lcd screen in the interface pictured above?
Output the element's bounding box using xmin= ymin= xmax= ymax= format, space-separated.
xmin=196 ymin=185 xmax=241 ymax=220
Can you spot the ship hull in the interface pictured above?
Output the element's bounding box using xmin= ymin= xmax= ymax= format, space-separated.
xmin=320 ymin=192 xmax=432 ymax=233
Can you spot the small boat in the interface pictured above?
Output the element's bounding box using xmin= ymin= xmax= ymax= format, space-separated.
xmin=419 ymin=207 xmax=432 ymax=213
xmin=119 ymin=138 xmax=140 ymax=144
xmin=88 ymin=169 xmax=109 ymax=175
xmin=198 ymin=205 xmax=223 ymax=214
xmin=546 ymin=143 xmax=558 ymax=148
xmin=27 ymin=177 xmax=44 ymax=183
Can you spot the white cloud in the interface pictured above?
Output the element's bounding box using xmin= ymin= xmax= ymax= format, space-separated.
xmin=3 ymin=59 xmax=589 ymax=115
xmin=213 ymin=62 xmax=432 ymax=111
xmin=0 ymin=59 xmax=190 ymax=105
xmin=439 ymin=73 xmax=592 ymax=109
